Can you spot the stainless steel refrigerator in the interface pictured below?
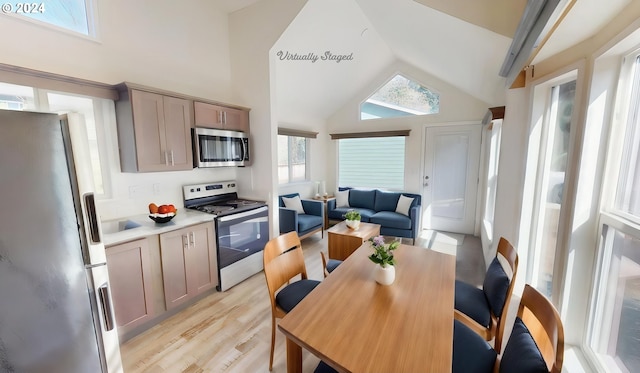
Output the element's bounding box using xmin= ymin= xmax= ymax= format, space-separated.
xmin=0 ymin=110 xmax=123 ymax=372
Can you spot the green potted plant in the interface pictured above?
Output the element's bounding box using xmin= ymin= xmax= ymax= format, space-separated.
xmin=344 ymin=209 xmax=361 ymax=230
xmin=368 ymin=235 xmax=400 ymax=285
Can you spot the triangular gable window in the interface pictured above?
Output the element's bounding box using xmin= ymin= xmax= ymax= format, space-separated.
xmin=360 ymin=74 xmax=439 ymax=120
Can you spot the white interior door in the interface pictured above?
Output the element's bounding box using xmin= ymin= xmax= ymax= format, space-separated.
xmin=423 ymin=124 xmax=482 ymax=234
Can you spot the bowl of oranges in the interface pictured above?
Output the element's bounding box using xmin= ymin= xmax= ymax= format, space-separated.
xmin=148 ymin=203 xmax=177 ymax=224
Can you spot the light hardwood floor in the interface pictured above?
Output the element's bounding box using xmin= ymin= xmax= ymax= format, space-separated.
xmin=120 ymin=231 xmax=485 ymax=373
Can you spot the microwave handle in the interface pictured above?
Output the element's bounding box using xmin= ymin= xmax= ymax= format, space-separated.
xmin=242 ymin=137 xmax=249 ymax=162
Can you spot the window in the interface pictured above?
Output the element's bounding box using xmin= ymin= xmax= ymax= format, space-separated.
xmin=588 ymin=54 xmax=640 ymax=373
xmin=338 ymin=136 xmax=405 ymax=190
xmin=522 ymin=76 xmax=577 ymax=298
xmin=278 ymin=135 xmax=308 ymax=184
xmin=360 ymin=74 xmax=439 ymax=120
xmin=2 ymin=0 xmax=95 ymax=36
xmin=47 ymin=93 xmax=106 ymax=195
xmin=0 ymin=82 xmax=110 ymax=196
xmin=483 ymin=120 xmax=502 ymax=241
xmin=0 ymin=82 xmax=36 ymax=110
xmin=590 ymin=223 xmax=640 ymax=373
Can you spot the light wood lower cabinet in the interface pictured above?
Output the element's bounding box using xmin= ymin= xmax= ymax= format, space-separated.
xmin=160 ymin=222 xmax=218 ymax=310
xmin=106 ymin=238 xmax=154 ymax=334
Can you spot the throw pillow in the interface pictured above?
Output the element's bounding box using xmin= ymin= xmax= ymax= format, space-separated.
xmin=336 ymin=190 xmax=350 ymax=208
xmin=395 ymin=195 xmax=414 ymax=216
xmin=282 ymin=196 xmax=305 ymax=214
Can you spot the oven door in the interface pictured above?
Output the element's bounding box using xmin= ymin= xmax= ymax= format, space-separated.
xmin=215 ymin=206 xmax=269 ymax=269
xmin=193 ymin=127 xmax=249 ymax=167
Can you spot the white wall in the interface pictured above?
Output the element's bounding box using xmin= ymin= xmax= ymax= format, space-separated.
xmin=491 ymin=88 xmax=529 ymax=268
xmin=229 ymin=0 xmax=308 ymax=237
xmin=326 ymin=60 xmax=490 ymax=196
xmin=0 ymin=0 xmax=234 ymax=101
xmin=0 ymin=1 xmax=245 ymax=221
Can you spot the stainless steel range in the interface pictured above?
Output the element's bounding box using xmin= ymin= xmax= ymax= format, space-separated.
xmin=183 ymin=181 xmax=269 ymax=291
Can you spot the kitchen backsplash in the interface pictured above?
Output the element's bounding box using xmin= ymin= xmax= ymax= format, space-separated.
xmin=97 ymin=167 xmax=236 ymax=221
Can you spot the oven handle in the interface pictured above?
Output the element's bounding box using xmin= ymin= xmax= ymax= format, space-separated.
xmin=217 ymin=206 xmax=268 ymax=223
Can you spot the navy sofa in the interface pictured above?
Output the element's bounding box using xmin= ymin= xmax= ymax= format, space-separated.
xmin=279 ymin=193 xmax=324 ymax=240
xmin=327 ymin=188 xmax=422 ymax=244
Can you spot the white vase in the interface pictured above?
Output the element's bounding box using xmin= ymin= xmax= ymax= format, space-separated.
xmin=345 ymin=219 xmax=360 ymax=230
xmin=375 ymin=264 xmax=395 ymax=285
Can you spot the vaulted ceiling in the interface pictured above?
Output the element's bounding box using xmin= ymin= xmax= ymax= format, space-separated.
xmin=215 ymin=0 xmax=630 ymax=123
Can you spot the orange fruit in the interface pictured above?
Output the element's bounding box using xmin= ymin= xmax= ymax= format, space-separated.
xmin=149 ymin=203 xmax=158 ymax=214
xmin=168 ymin=204 xmax=177 ymax=213
xmin=158 ymin=205 xmax=170 ymax=214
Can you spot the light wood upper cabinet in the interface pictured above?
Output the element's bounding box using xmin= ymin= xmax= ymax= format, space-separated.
xmin=116 ymin=86 xmax=193 ymax=172
xmin=194 ymin=101 xmax=249 ymax=133
xmin=106 ymin=238 xmax=154 ymax=335
xmin=159 ymin=222 xmax=217 ymax=310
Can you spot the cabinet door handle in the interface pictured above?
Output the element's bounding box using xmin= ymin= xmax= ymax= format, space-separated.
xmin=189 ymin=232 xmax=196 ymax=247
xmin=183 ymin=235 xmax=189 ymax=250
xmin=218 ymin=111 xmax=223 ymax=124
xmin=170 ymin=150 xmax=174 ymax=166
xmin=223 ymin=111 xmax=227 ymax=124
xmin=164 ymin=151 xmax=169 ymax=166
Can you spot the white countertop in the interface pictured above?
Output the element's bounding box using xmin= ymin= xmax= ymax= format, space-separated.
xmin=102 ymin=209 xmax=214 ymax=246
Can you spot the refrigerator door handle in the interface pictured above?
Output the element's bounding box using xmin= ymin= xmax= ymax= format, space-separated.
xmin=98 ymin=283 xmax=115 ymax=331
xmin=84 ymin=193 xmax=102 ymax=244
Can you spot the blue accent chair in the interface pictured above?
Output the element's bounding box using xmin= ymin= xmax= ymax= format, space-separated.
xmin=279 ymin=193 xmax=324 ymax=240
xmin=452 ymin=284 xmax=564 ymax=373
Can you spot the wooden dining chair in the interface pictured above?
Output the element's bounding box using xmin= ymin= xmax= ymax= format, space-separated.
xmin=263 ymin=231 xmax=321 ymax=371
xmin=454 ymin=237 xmax=518 ymax=352
xmin=320 ymin=251 xmax=342 ymax=278
xmin=452 ymin=284 xmax=565 ymax=373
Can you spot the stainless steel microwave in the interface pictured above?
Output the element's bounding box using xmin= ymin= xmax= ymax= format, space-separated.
xmin=192 ymin=127 xmax=249 ymax=167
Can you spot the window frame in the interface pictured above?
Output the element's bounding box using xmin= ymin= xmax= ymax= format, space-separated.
xmin=359 ymin=72 xmax=440 ymax=121
xmin=277 ymin=134 xmax=310 ymax=185
xmin=520 ymin=70 xmax=580 ymax=305
xmin=585 ymin=48 xmax=640 ymax=373
xmin=0 ymin=82 xmax=112 ymax=198
xmin=0 ymin=0 xmax=99 ymax=40
xmin=482 ymin=119 xmax=502 ymax=243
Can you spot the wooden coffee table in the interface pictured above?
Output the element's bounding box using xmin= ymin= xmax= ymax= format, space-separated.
xmin=327 ymin=221 xmax=381 ymax=260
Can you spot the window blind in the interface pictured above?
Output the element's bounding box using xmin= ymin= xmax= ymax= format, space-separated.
xmin=338 ymin=137 xmax=405 ymax=190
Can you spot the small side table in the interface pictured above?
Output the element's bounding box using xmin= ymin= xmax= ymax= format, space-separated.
xmin=313 ymin=195 xmax=334 ymax=229
xmin=327 ymin=221 xmax=381 ymax=260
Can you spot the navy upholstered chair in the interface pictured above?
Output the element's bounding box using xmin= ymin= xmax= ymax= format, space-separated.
xmin=320 ymin=251 xmax=342 ymax=278
xmin=314 ymin=360 xmax=338 ymax=373
xmin=453 ymin=284 xmax=565 ymax=373
xmin=263 ymin=231 xmax=320 ymax=371
xmin=279 ymin=193 xmax=324 ymax=240
xmin=454 ymin=237 xmax=518 ymax=352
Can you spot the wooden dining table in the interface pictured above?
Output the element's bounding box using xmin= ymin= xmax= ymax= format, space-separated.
xmin=278 ymin=242 xmax=456 ymax=373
